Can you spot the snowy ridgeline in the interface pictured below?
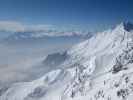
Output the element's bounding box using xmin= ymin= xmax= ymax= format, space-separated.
xmin=1 ymin=22 xmax=133 ymax=100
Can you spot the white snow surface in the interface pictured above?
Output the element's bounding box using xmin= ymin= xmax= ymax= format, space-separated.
xmin=1 ymin=22 xmax=133 ymax=100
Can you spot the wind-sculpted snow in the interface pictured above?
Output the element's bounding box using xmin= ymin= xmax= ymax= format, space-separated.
xmin=1 ymin=22 xmax=133 ymax=100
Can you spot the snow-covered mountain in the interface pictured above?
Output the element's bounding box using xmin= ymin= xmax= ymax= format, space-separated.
xmin=1 ymin=22 xmax=133 ymax=100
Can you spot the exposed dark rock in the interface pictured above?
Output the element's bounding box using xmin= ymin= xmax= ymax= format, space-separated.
xmin=117 ymin=88 xmax=129 ymax=99
xmin=123 ymin=22 xmax=133 ymax=32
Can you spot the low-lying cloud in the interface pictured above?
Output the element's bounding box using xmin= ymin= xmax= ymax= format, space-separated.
xmin=0 ymin=20 xmax=55 ymax=33
xmin=0 ymin=21 xmax=25 ymax=32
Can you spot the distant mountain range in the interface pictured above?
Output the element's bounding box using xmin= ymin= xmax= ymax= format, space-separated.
xmin=0 ymin=29 xmax=93 ymax=46
xmin=3 ymin=29 xmax=92 ymax=41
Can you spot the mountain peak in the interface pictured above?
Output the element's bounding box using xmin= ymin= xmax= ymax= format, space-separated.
xmin=117 ymin=21 xmax=133 ymax=31
xmin=123 ymin=21 xmax=133 ymax=31
xmin=114 ymin=21 xmax=133 ymax=33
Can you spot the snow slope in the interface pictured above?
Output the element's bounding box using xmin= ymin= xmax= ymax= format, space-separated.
xmin=1 ymin=22 xmax=133 ymax=100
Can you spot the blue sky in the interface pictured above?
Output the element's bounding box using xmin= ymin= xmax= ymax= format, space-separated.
xmin=0 ymin=0 xmax=133 ymax=31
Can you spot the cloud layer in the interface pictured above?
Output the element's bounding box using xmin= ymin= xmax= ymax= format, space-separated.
xmin=0 ymin=21 xmax=25 ymax=32
xmin=0 ymin=20 xmax=90 ymax=38
xmin=0 ymin=21 xmax=56 ymax=32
